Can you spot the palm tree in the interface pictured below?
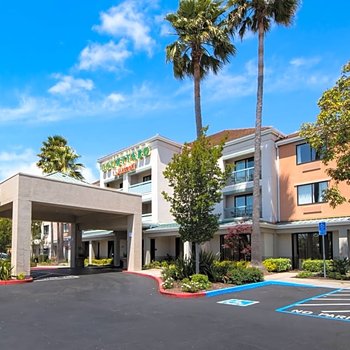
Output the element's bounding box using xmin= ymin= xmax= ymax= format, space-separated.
xmin=37 ymin=135 xmax=85 ymax=262
xmin=166 ymin=0 xmax=235 ymax=273
xmin=226 ymin=0 xmax=299 ymax=267
xmin=37 ymin=135 xmax=85 ymax=180
xmin=166 ymin=0 xmax=236 ymax=139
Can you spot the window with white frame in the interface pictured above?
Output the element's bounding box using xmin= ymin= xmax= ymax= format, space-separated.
xmin=297 ymin=181 xmax=328 ymax=205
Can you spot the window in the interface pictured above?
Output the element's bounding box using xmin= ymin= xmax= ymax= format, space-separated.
xmin=43 ymin=225 xmax=49 ymax=236
xmin=143 ymin=175 xmax=151 ymax=182
xmin=297 ymin=181 xmax=328 ymax=205
xmin=233 ymin=157 xmax=254 ymax=183
xmin=234 ymin=194 xmax=253 ymax=216
xmin=296 ymin=143 xmax=322 ymax=164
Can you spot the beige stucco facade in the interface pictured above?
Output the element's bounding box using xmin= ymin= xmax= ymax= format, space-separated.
xmin=0 ymin=173 xmax=142 ymax=276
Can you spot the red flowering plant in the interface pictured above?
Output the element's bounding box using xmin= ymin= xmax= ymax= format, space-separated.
xmin=223 ymin=223 xmax=252 ymax=261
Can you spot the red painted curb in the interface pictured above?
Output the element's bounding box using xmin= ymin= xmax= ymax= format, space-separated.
xmin=124 ymin=271 xmax=205 ymax=298
xmin=0 ymin=277 xmax=33 ymax=286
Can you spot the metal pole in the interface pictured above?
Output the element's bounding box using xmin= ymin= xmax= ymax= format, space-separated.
xmin=322 ymin=235 xmax=326 ymax=278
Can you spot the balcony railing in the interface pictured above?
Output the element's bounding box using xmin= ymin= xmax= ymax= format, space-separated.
xmin=128 ymin=180 xmax=152 ymax=195
xmin=228 ymin=167 xmax=254 ymax=185
xmin=224 ymin=205 xmax=253 ymax=219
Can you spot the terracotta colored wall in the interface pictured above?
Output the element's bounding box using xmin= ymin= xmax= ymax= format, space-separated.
xmin=279 ymin=141 xmax=350 ymax=221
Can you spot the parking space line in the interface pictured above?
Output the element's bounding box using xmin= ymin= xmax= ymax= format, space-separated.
xmin=276 ymin=289 xmax=350 ymax=323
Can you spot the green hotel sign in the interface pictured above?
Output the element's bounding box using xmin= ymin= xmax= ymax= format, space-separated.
xmin=101 ymin=146 xmax=151 ymax=173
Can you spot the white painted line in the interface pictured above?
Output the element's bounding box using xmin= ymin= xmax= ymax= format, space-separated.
xmin=303 ymin=303 xmax=350 ymax=306
xmin=35 ymin=276 xmax=80 ymax=282
xmin=321 ymin=310 xmax=350 ymax=313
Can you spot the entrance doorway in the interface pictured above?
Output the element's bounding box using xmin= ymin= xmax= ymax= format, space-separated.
xmin=292 ymin=232 xmax=333 ymax=269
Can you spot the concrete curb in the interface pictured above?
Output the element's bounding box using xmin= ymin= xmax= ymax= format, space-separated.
xmin=124 ymin=271 xmax=206 ymax=298
xmin=0 ymin=277 xmax=33 ymax=286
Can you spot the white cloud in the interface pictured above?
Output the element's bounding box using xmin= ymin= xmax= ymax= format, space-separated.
xmin=78 ymin=40 xmax=131 ymax=71
xmin=290 ymin=57 xmax=321 ymax=68
xmin=103 ymin=92 xmax=126 ymax=110
xmin=0 ymin=148 xmax=42 ymax=182
xmin=93 ymin=1 xmax=155 ymax=56
xmin=48 ymin=75 xmax=94 ymax=95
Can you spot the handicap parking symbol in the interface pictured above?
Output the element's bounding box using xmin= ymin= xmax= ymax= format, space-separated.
xmin=217 ymin=298 xmax=260 ymax=307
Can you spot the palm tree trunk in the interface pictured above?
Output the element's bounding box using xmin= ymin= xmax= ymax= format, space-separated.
xmin=251 ymin=21 xmax=264 ymax=268
xmin=193 ymin=58 xmax=203 ymax=139
xmin=193 ymin=54 xmax=203 ymax=274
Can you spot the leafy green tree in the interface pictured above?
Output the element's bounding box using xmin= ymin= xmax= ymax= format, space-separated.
xmin=37 ymin=135 xmax=85 ymax=262
xmin=0 ymin=218 xmax=11 ymax=253
xmin=163 ymin=130 xmax=232 ymax=273
xmin=226 ymin=0 xmax=300 ymax=267
xmin=301 ymin=61 xmax=350 ymax=207
xmin=37 ymin=135 xmax=85 ymax=180
xmin=166 ymin=0 xmax=235 ymax=138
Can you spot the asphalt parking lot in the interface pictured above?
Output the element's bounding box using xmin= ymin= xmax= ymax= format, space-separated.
xmin=1 ymin=271 xmax=349 ymax=350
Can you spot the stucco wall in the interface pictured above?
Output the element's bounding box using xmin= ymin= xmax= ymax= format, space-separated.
xmin=278 ymin=141 xmax=350 ymax=221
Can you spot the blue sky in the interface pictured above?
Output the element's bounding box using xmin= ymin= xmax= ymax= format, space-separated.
xmin=0 ymin=0 xmax=349 ymax=182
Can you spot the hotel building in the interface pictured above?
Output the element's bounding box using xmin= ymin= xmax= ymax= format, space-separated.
xmin=79 ymin=126 xmax=350 ymax=269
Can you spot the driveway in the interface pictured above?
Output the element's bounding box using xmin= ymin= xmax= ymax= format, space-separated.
xmin=0 ymin=271 xmax=349 ymax=350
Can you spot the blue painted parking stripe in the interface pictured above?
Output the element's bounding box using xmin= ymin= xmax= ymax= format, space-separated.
xmin=205 ymin=280 xmax=318 ymax=298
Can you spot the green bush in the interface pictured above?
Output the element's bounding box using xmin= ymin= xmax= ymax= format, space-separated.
xmin=162 ymin=277 xmax=175 ymax=289
xmin=190 ymin=274 xmax=211 ymax=290
xmin=16 ymin=273 xmax=26 ymax=280
xmin=226 ymin=267 xmax=264 ymax=285
xmin=295 ymin=270 xmax=313 ymax=278
xmin=302 ymin=259 xmax=332 ymax=273
xmin=85 ymin=258 xmax=113 ymax=266
xmin=161 ymin=264 xmax=178 ymax=280
xmin=0 ymin=259 xmax=13 ymax=281
xmin=263 ymin=258 xmax=292 ymax=272
xmin=330 ymin=258 xmax=350 ymax=275
xmin=174 ymin=257 xmax=195 ymax=280
xmin=180 ymin=274 xmax=212 ymax=293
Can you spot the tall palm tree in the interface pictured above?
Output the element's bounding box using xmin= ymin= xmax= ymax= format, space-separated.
xmin=37 ymin=135 xmax=85 ymax=262
xmin=226 ymin=0 xmax=299 ymax=267
xmin=37 ymin=135 xmax=85 ymax=180
xmin=166 ymin=0 xmax=236 ymax=139
xmin=166 ymin=0 xmax=235 ymax=273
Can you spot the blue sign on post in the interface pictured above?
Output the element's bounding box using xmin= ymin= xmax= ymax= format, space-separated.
xmin=318 ymin=221 xmax=327 ymax=236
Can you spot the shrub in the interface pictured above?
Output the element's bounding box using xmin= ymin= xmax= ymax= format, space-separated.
xmin=180 ymin=274 xmax=212 ymax=293
xmin=16 ymin=273 xmax=26 ymax=280
xmin=0 ymin=259 xmax=13 ymax=281
xmin=199 ymin=251 xmax=217 ymax=281
xmin=143 ymin=260 xmax=163 ymax=269
xmin=85 ymin=258 xmax=113 ymax=266
xmin=263 ymin=258 xmax=292 ymax=272
xmin=181 ymin=278 xmax=201 ymax=293
xmin=226 ymin=267 xmax=264 ymax=285
xmin=174 ymin=257 xmax=195 ymax=280
xmin=327 ymin=272 xmax=350 ymax=280
xmin=161 ymin=264 xmax=178 ymax=280
xmin=190 ymin=274 xmax=211 ymax=290
xmin=302 ymin=259 xmax=332 ymax=273
xmin=330 ymin=258 xmax=350 ymax=275
xmin=162 ymin=277 xmax=175 ymax=289
xmin=295 ymin=271 xmax=313 ymax=278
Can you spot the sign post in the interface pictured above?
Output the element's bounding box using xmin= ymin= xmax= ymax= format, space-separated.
xmin=318 ymin=221 xmax=327 ymax=278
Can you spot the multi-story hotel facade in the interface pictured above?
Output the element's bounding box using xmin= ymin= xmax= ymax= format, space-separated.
xmin=81 ymin=126 xmax=350 ymax=269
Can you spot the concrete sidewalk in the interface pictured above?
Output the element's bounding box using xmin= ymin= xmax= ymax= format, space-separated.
xmin=138 ymin=269 xmax=350 ymax=290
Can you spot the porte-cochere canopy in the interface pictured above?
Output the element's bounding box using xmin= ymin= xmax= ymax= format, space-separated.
xmin=0 ymin=173 xmax=142 ymax=276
